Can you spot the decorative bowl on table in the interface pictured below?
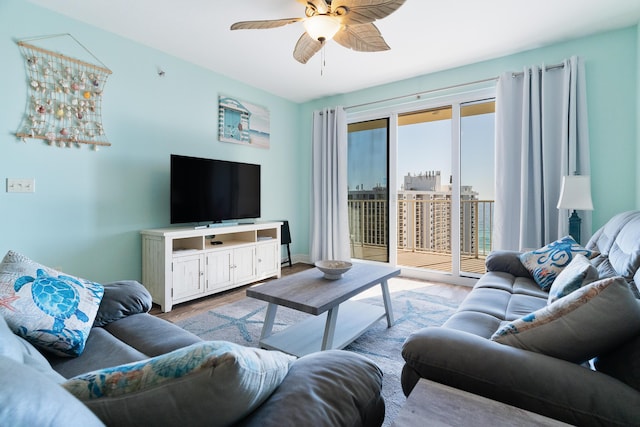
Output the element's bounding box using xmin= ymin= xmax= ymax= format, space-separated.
xmin=315 ymin=260 xmax=353 ymax=280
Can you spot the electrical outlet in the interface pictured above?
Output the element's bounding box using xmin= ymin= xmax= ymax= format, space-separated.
xmin=6 ymin=178 xmax=35 ymax=193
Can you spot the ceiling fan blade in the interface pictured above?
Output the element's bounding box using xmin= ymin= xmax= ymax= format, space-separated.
xmin=333 ymin=23 xmax=390 ymax=52
xmin=297 ymin=0 xmax=330 ymax=15
xmin=331 ymin=0 xmax=406 ymax=25
xmin=293 ymin=32 xmax=323 ymax=64
xmin=231 ymin=18 xmax=302 ymax=30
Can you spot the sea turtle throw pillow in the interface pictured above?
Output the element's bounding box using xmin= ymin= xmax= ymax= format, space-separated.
xmin=0 ymin=250 xmax=104 ymax=357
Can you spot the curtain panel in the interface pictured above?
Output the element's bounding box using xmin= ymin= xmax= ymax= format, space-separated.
xmin=310 ymin=107 xmax=350 ymax=262
xmin=494 ymin=56 xmax=591 ymax=251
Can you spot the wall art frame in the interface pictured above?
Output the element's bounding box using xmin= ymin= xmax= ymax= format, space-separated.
xmin=218 ymin=95 xmax=270 ymax=149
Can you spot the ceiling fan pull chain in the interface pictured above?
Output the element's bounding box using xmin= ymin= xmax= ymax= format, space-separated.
xmin=321 ymin=44 xmax=326 ymax=76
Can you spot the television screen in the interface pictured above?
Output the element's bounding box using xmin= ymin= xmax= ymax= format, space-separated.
xmin=170 ymin=155 xmax=261 ymax=225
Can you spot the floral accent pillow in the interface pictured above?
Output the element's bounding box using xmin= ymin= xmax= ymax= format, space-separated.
xmin=63 ymin=341 xmax=296 ymax=427
xmin=491 ymin=276 xmax=640 ymax=363
xmin=547 ymin=254 xmax=598 ymax=303
xmin=0 ymin=251 xmax=104 ymax=357
xmin=519 ymin=236 xmax=598 ymax=291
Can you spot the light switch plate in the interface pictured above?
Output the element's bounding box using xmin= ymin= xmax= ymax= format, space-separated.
xmin=7 ymin=178 xmax=35 ymax=193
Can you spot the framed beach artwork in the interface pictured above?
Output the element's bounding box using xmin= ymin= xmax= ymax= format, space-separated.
xmin=218 ymin=95 xmax=270 ymax=148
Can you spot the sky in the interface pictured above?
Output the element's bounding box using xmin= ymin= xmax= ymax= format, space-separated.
xmin=348 ymin=112 xmax=495 ymax=200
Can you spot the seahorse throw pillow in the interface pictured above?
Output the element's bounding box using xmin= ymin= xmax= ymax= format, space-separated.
xmin=0 ymin=250 xmax=104 ymax=357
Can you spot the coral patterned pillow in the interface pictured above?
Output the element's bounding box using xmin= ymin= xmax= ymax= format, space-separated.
xmin=63 ymin=341 xmax=295 ymax=426
xmin=0 ymin=251 xmax=104 ymax=357
xmin=519 ymin=236 xmax=598 ymax=291
xmin=491 ymin=276 xmax=640 ymax=363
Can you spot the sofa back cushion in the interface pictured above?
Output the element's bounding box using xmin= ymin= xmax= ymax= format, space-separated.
xmin=586 ymin=210 xmax=640 ymax=297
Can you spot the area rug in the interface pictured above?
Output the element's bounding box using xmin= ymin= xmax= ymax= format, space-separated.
xmin=175 ymin=281 xmax=460 ymax=426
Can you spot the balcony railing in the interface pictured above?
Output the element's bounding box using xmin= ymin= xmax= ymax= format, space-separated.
xmin=348 ymin=198 xmax=494 ymax=274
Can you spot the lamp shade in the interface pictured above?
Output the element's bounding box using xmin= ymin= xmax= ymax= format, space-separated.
xmin=557 ymin=175 xmax=594 ymax=211
xmin=303 ymin=15 xmax=341 ymax=42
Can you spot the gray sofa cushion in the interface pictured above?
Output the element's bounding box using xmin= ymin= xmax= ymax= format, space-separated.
xmin=93 ymin=280 xmax=152 ymax=327
xmin=0 ymin=356 xmax=104 ymax=426
xmin=104 ymin=312 xmax=202 ymax=356
xmin=443 ymin=271 xmax=547 ymax=339
xmin=47 ymin=327 xmax=149 ymax=378
xmin=48 ymin=313 xmax=202 ymax=378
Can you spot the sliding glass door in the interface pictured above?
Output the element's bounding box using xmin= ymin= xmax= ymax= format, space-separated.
xmin=397 ymin=107 xmax=453 ymax=273
xmin=459 ymin=100 xmax=495 ymax=276
xmin=347 ymin=119 xmax=390 ymax=262
xmin=347 ymin=89 xmax=495 ymax=283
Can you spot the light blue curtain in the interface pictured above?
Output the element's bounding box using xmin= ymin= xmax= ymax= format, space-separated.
xmin=494 ymin=56 xmax=591 ymax=250
xmin=310 ymin=107 xmax=350 ymax=262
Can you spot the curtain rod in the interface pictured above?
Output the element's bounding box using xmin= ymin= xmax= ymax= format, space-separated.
xmin=345 ymin=61 xmax=566 ymax=111
xmin=344 ymin=76 xmax=498 ymax=110
xmin=511 ymin=61 xmax=565 ymax=77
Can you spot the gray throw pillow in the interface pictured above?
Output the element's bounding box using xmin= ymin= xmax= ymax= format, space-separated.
xmin=547 ymin=254 xmax=598 ymax=303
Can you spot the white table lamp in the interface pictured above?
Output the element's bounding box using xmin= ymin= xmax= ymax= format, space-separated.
xmin=557 ymin=175 xmax=593 ymax=244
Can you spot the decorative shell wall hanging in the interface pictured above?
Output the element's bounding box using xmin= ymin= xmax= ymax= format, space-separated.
xmin=15 ymin=34 xmax=112 ymax=150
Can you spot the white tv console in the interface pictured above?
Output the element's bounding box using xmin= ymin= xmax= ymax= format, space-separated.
xmin=141 ymin=221 xmax=282 ymax=312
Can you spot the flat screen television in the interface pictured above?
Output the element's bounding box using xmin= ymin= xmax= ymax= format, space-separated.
xmin=170 ymin=154 xmax=261 ymax=225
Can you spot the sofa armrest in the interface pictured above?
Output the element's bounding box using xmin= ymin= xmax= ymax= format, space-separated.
xmin=93 ymin=281 xmax=152 ymax=327
xmin=485 ymin=250 xmax=531 ymax=277
xmin=238 ymin=350 xmax=384 ymax=427
xmin=401 ymin=327 xmax=640 ymax=426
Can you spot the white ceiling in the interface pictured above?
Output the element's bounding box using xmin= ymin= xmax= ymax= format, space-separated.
xmin=27 ymin=0 xmax=640 ymax=103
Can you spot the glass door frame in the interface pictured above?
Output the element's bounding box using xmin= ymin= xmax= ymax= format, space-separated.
xmin=346 ymin=87 xmax=495 ymax=287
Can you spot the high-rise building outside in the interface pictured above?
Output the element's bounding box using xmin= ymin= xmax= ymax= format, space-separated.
xmin=348 ymin=171 xmax=479 ymax=256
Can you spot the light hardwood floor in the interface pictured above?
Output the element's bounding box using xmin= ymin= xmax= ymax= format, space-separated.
xmin=150 ymin=263 xmax=472 ymax=323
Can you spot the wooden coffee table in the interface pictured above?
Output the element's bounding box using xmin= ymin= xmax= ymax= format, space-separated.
xmin=246 ymin=263 xmax=400 ymax=357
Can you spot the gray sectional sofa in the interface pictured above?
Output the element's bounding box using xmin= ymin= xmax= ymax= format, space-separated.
xmin=1 ymin=279 xmax=385 ymax=426
xmin=401 ymin=210 xmax=640 ymax=426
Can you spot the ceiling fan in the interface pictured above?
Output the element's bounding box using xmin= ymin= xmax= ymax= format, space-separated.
xmin=230 ymin=0 xmax=406 ymax=64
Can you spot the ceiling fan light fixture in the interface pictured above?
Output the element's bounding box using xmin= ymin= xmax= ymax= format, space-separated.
xmin=303 ymin=15 xmax=341 ymax=42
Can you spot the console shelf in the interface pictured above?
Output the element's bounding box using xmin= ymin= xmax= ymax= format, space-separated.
xmin=141 ymin=222 xmax=282 ymax=312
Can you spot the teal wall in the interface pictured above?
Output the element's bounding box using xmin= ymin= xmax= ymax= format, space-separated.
xmin=1 ymin=0 xmax=638 ymax=283
xmin=304 ymin=24 xmax=639 ymax=233
xmin=0 ymin=0 xmax=303 ymax=282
